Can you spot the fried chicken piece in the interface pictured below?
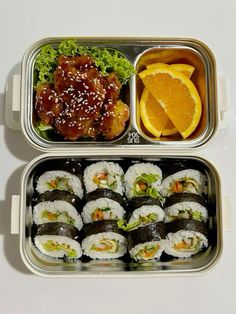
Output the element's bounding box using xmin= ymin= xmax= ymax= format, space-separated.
xmin=101 ymin=72 xmax=122 ymax=104
xmin=35 ymin=84 xmax=63 ymax=125
xmin=100 ymin=100 xmax=130 ymax=139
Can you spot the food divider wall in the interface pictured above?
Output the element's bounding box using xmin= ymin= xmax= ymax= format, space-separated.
xmin=9 ymin=37 xmax=227 ymax=277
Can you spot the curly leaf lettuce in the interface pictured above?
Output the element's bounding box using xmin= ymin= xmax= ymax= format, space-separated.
xmin=34 ymin=45 xmax=58 ymax=86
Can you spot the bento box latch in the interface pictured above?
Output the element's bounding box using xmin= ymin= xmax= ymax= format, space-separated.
xmin=218 ymin=76 xmax=231 ymax=130
xmin=5 ymin=75 xmax=21 ymax=131
xmin=11 ymin=195 xmax=20 ymax=234
xmin=223 ymin=195 xmax=232 ymax=232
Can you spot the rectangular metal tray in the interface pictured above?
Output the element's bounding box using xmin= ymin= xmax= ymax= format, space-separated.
xmin=21 ymin=37 xmax=218 ymax=152
xmin=14 ymin=151 xmax=222 ymax=277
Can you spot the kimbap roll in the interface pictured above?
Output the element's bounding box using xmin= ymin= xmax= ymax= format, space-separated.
xmin=82 ymin=220 xmax=127 ymax=259
xmin=83 ymin=162 xmax=124 ymax=195
xmin=124 ymin=163 xmax=162 ymax=200
xmin=121 ymin=197 xmax=164 ymax=231
xmin=165 ymin=219 xmax=208 ymax=258
xmin=161 ymin=169 xmax=207 ymax=197
xmin=34 ymin=222 xmax=82 ymax=259
xmin=128 ymin=222 xmax=166 ymax=261
xmin=82 ymin=197 xmax=125 ymax=224
xmin=164 ymin=193 xmax=208 ymax=223
xmin=36 ymin=170 xmax=83 ymax=199
xmin=33 ymin=200 xmax=83 ymax=230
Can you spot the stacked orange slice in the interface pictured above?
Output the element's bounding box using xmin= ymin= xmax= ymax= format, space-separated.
xmin=139 ymin=63 xmax=201 ymax=139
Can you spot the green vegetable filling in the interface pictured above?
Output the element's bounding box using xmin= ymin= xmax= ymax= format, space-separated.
xmin=91 ymin=238 xmax=119 ymax=253
xmin=174 ymin=236 xmax=201 ymax=252
xmin=118 ymin=213 xmax=158 ymax=231
xmin=46 ymin=177 xmax=73 ymax=193
xmin=132 ymin=173 xmax=160 ymax=198
xmin=41 ymin=210 xmax=75 ymax=225
xmin=93 ymin=172 xmax=118 ymax=190
xmin=170 ymin=177 xmax=199 ymax=194
xmin=170 ymin=209 xmax=204 ymax=222
xmin=42 ymin=240 xmax=77 ymax=258
xmin=135 ymin=243 xmax=160 ymax=260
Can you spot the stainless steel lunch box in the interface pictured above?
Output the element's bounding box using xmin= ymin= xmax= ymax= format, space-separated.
xmin=11 ymin=151 xmax=223 ymax=277
xmin=17 ymin=37 xmax=221 ymax=150
xmin=7 ymin=37 xmax=231 ymax=277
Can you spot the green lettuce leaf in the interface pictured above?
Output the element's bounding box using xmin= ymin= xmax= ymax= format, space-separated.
xmin=34 ymin=45 xmax=58 ymax=86
xmin=58 ymin=39 xmax=78 ymax=56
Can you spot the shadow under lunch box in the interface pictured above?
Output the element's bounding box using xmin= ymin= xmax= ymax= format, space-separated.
xmin=7 ymin=37 xmax=230 ymax=277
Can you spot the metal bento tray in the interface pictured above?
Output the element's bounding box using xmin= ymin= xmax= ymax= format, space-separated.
xmin=19 ymin=37 xmax=218 ymax=151
xmin=11 ymin=151 xmax=223 ymax=277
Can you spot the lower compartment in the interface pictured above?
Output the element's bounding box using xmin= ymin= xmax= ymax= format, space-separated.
xmin=19 ymin=153 xmax=222 ymax=276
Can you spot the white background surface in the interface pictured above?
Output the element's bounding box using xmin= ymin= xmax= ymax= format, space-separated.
xmin=0 ymin=0 xmax=236 ymax=313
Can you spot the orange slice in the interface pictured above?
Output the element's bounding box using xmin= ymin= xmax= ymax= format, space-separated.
xmin=140 ymin=64 xmax=195 ymax=137
xmin=147 ymin=63 xmax=195 ymax=78
xmin=139 ymin=66 xmax=201 ymax=139
xmin=140 ymin=88 xmax=173 ymax=137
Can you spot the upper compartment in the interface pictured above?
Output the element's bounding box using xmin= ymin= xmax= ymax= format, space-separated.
xmin=21 ymin=38 xmax=217 ymax=151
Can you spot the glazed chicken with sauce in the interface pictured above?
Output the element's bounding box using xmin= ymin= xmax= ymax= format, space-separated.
xmin=35 ymin=55 xmax=129 ymax=140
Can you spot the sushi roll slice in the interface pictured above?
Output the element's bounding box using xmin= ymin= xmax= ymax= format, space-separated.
xmin=33 ymin=200 xmax=83 ymax=230
xmin=36 ymin=170 xmax=83 ymax=199
xmin=164 ymin=193 xmax=208 ymax=223
xmin=124 ymin=163 xmax=162 ymax=200
xmin=124 ymin=205 xmax=165 ymax=231
xmin=82 ymin=197 xmax=125 ymax=224
xmin=33 ymin=191 xmax=83 ymax=228
xmin=122 ymin=197 xmax=164 ymax=231
xmin=165 ymin=219 xmax=208 ymax=258
xmin=83 ymin=162 xmax=124 ymax=195
xmin=128 ymin=222 xmax=167 ymax=261
xmin=161 ymin=169 xmax=207 ymax=198
xmin=82 ymin=220 xmax=127 ymax=259
xmin=33 ymin=222 xmax=82 ymax=260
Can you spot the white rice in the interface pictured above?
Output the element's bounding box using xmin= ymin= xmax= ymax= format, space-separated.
xmin=124 ymin=163 xmax=162 ymax=200
xmin=128 ymin=205 xmax=165 ymax=230
xmin=164 ymin=202 xmax=208 ymax=223
xmin=129 ymin=240 xmax=167 ymax=261
xmin=33 ymin=201 xmax=83 ymax=230
xmin=82 ymin=197 xmax=125 ymax=224
xmin=82 ymin=232 xmax=127 ymax=259
xmin=36 ymin=170 xmax=83 ymax=199
xmin=161 ymin=169 xmax=207 ymax=197
xmin=165 ymin=230 xmax=208 ymax=258
xmin=34 ymin=235 xmax=82 ymax=259
xmin=83 ymin=162 xmax=124 ymax=195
